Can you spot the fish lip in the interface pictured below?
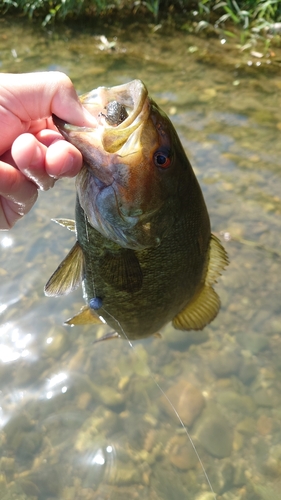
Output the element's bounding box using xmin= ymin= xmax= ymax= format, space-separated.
xmin=52 ymin=114 xmax=97 ymax=135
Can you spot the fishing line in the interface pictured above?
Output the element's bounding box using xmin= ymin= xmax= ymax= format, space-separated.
xmin=98 ymin=306 xmax=217 ymax=500
xmin=82 ymin=209 xmax=216 ymax=498
xmin=83 ymin=210 xmax=98 ymax=300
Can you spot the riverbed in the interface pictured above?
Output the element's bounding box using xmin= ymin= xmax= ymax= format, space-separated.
xmin=0 ymin=17 xmax=281 ymax=500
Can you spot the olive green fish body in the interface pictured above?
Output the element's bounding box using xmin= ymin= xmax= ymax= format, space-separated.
xmin=75 ymin=168 xmax=210 ymax=339
xmin=45 ymin=80 xmax=228 ymax=340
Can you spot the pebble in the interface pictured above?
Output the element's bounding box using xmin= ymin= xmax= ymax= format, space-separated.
xmin=0 ymin=457 xmax=15 ymax=472
xmin=236 ymin=417 xmax=256 ymax=436
xmin=233 ymin=461 xmax=247 ymax=487
xmin=253 ymin=387 xmax=281 ymax=408
xmin=210 ymin=349 xmax=242 ymax=377
xmin=221 ymin=492 xmax=242 ymax=500
xmin=216 ymin=390 xmax=256 ymax=415
xmin=208 ymin=461 xmax=234 ymax=494
xmin=236 ymin=332 xmax=269 ymax=354
xmin=195 ymin=493 xmax=217 ymax=500
xmin=233 ymin=429 xmax=244 ymax=451
xmin=76 ymin=392 xmax=92 ymax=410
xmin=160 ymin=379 xmax=205 ymax=426
xmin=257 ymin=414 xmax=273 ymax=436
xmin=165 ymin=329 xmax=209 ymax=350
xmin=238 ymin=360 xmax=258 ymax=384
xmin=108 ymin=464 xmax=142 ymax=485
xmin=194 ymin=406 xmax=233 ymax=458
xmin=166 ymin=435 xmax=198 ymax=470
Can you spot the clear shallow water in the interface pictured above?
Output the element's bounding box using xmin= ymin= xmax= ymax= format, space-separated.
xmin=1 ymin=17 xmax=281 ymax=500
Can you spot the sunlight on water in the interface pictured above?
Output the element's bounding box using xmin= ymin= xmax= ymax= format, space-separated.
xmin=0 ymin=236 xmax=13 ymax=248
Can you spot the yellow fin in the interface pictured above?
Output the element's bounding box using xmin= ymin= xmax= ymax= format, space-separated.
xmin=44 ymin=241 xmax=84 ymax=297
xmin=51 ymin=218 xmax=76 ymax=232
xmin=172 ymin=286 xmax=221 ymax=331
xmin=172 ymin=234 xmax=228 ymax=331
xmin=64 ymin=305 xmax=103 ymax=326
xmin=206 ymin=234 xmax=229 ymax=286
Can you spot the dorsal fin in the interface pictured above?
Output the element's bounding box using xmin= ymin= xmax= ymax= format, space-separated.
xmin=44 ymin=241 xmax=84 ymax=297
xmin=64 ymin=305 xmax=103 ymax=326
xmin=100 ymin=249 xmax=143 ymax=293
xmin=172 ymin=234 xmax=228 ymax=331
xmin=51 ymin=218 xmax=76 ymax=232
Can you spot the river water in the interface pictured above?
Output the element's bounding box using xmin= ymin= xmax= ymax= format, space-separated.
xmin=1 ymin=16 xmax=281 ymax=500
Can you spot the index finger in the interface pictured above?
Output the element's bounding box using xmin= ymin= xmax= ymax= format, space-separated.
xmin=0 ymin=72 xmax=96 ymax=155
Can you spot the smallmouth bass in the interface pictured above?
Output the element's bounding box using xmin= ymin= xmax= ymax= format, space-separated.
xmin=45 ymin=80 xmax=228 ymax=340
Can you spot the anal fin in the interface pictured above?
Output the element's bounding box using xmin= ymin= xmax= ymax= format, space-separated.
xmin=44 ymin=241 xmax=84 ymax=297
xmin=172 ymin=286 xmax=220 ymax=331
xmin=64 ymin=305 xmax=103 ymax=326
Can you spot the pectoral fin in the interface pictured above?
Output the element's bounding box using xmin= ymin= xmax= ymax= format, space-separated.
xmin=51 ymin=218 xmax=76 ymax=232
xmin=65 ymin=305 xmax=103 ymax=326
xmin=173 ymin=234 xmax=228 ymax=331
xmin=100 ymin=249 xmax=143 ymax=293
xmin=44 ymin=241 xmax=84 ymax=297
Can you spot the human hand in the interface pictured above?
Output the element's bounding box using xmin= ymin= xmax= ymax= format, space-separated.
xmin=0 ymin=71 xmax=95 ymax=230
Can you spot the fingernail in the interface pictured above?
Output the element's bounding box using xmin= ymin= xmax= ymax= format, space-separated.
xmin=82 ymin=108 xmax=98 ymax=126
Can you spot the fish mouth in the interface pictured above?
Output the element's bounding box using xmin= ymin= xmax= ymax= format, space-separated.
xmin=53 ymin=79 xmax=150 ymax=157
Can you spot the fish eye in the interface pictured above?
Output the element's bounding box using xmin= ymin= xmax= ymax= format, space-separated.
xmin=153 ymin=150 xmax=171 ymax=169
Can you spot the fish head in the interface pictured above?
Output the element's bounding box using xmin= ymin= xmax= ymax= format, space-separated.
xmin=53 ymin=79 xmax=187 ymax=250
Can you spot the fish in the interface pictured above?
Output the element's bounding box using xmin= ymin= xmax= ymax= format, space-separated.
xmin=44 ymin=79 xmax=228 ymax=341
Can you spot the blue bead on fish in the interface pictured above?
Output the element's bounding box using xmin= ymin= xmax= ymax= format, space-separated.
xmin=89 ymin=297 xmax=103 ymax=310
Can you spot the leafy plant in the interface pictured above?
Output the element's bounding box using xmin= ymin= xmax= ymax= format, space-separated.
xmin=1 ymin=0 xmax=281 ymax=29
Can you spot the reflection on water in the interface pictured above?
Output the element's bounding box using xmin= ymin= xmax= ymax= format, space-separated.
xmin=1 ymin=17 xmax=281 ymax=500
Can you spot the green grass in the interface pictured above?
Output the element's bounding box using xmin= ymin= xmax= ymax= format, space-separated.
xmin=191 ymin=0 xmax=281 ymax=50
xmin=1 ymin=0 xmax=281 ymax=35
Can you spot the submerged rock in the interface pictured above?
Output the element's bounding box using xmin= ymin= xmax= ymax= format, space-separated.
xmin=238 ymin=360 xmax=258 ymax=384
xmin=216 ymin=390 xmax=256 ymax=415
xmin=194 ymin=406 xmax=233 ymax=458
xmin=236 ymin=332 xmax=269 ymax=354
xmin=208 ymin=460 xmax=234 ymax=494
xmin=210 ymin=349 xmax=242 ymax=378
xmin=253 ymin=387 xmax=281 ymax=408
xmin=166 ymin=435 xmax=198 ymax=470
xmin=195 ymin=493 xmax=217 ymax=500
xmin=165 ymin=329 xmax=209 ymax=350
xmin=160 ymin=379 xmax=205 ymax=426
